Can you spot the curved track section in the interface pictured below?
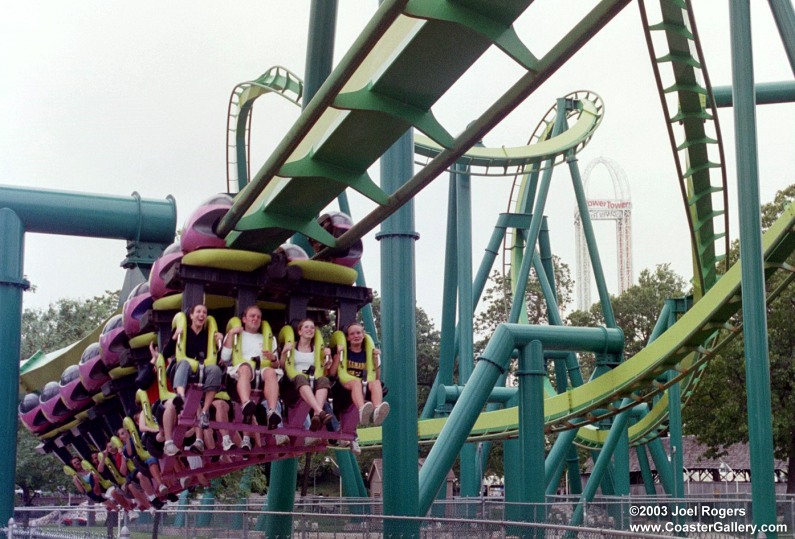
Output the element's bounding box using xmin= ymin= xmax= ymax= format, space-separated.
xmin=639 ymin=0 xmax=730 ymax=295
xmin=226 ymin=66 xmax=304 ymax=193
xmin=358 ymin=201 xmax=795 ymax=449
xmin=216 ymin=0 xmax=631 ymax=254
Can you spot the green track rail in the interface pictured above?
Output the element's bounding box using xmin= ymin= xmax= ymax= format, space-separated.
xmin=216 ymin=0 xmax=631 ymax=254
xmin=226 ymin=66 xmax=304 ymax=193
xmin=358 ymin=201 xmax=795 ymax=448
xmin=639 ymin=0 xmax=730 ymax=295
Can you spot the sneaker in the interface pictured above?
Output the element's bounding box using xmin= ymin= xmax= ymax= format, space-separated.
xmin=240 ymin=436 xmax=252 ymax=451
xmin=172 ymin=395 xmax=184 ymax=411
xmin=198 ymin=411 xmax=210 ymax=429
xmin=189 ymin=438 xmax=205 ymax=454
xmin=157 ymin=484 xmax=168 ymax=495
xmin=275 ymin=434 xmax=290 ymax=447
xmin=164 ymin=440 xmax=178 ymax=456
xmin=179 ymin=477 xmax=190 ymax=489
xmin=222 ymin=435 xmax=235 ymax=451
xmin=319 ymin=410 xmax=333 ymax=425
xmin=266 ymin=408 xmax=281 ymax=430
xmin=359 ymin=402 xmax=374 ymax=427
xmin=372 ymin=402 xmax=390 ymax=426
xmin=351 ymin=439 xmax=361 ymax=456
xmin=304 ymin=437 xmax=322 ymax=446
xmin=241 ymin=400 xmax=256 ymax=423
xmin=338 ymin=439 xmax=351 ymax=448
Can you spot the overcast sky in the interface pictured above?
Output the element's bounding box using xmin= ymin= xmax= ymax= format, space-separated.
xmin=2 ymin=1 xmax=793 ymax=326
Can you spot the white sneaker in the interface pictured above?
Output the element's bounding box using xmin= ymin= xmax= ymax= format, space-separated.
xmin=338 ymin=439 xmax=351 ymax=448
xmin=304 ymin=437 xmax=322 ymax=446
xmin=222 ymin=435 xmax=235 ymax=451
xmin=351 ymin=439 xmax=361 ymax=456
xmin=164 ymin=440 xmax=178 ymax=456
xmin=158 ymin=483 xmax=168 ymax=495
xmin=240 ymin=436 xmax=252 ymax=451
xmin=275 ymin=434 xmax=290 ymax=447
xmin=372 ymin=402 xmax=390 ymax=426
xmin=359 ymin=402 xmax=374 ymax=427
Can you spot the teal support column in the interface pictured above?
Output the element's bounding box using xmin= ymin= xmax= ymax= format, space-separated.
xmin=636 ymin=446 xmax=657 ymax=495
xmin=665 ymin=300 xmax=684 ymax=502
xmin=613 ymin=428 xmax=630 ymax=496
xmin=508 ymin=127 xmax=563 ymax=325
xmin=196 ymin=487 xmax=215 ymax=527
xmin=668 ymin=376 xmax=684 ymax=500
xmin=174 ymin=490 xmax=189 ymax=527
xmin=338 ymin=450 xmax=366 ymax=497
xmin=262 ymin=458 xmax=299 ymax=536
xmin=303 ymin=0 xmax=337 ymax=108
xmin=565 ymin=446 xmax=583 ymax=495
xmin=0 ymin=209 xmax=27 ymax=527
xmin=422 ymin=178 xmax=457 ymax=419
xmin=568 ymin=401 xmax=631 ymax=528
xmin=567 ymin=154 xmax=616 ymax=328
xmin=519 ymin=341 xmax=546 ymax=535
xmin=419 ymin=324 xmax=623 ymax=513
xmin=713 ymin=81 xmax=795 ymax=106
xmin=647 ymin=437 xmax=675 ymax=496
xmin=455 ymin=162 xmax=478 ymax=498
xmin=503 ymin=392 xmax=521 ymax=519
xmin=378 ymin=131 xmax=420 ymax=533
xmin=730 ymin=2 xmax=779 ymax=534
xmin=267 ymin=0 xmax=339 ymax=522
xmin=612 ymin=422 xmax=631 ymax=528
xmin=231 ymin=469 xmax=252 ymax=529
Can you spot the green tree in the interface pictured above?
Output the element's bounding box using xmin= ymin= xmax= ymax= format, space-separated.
xmin=569 ymin=264 xmax=689 ymax=358
xmin=683 ymin=184 xmax=795 ymax=492
xmin=20 ymin=291 xmax=120 ymax=359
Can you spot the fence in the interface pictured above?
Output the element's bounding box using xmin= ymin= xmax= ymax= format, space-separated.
xmin=10 ymin=494 xmax=795 ymax=538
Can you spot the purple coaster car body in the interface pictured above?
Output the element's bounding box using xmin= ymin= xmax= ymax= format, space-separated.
xmin=123 ymin=281 xmax=154 ymax=337
xmin=100 ymin=315 xmax=128 ymax=369
xmin=39 ymin=381 xmax=76 ymax=424
xmin=78 ymin=342 xmax=110 ymax=392
xmin=318 ymin=212 xmax=363 ymax=268
xmin=180 ymin=194 xmax=233 ymax=254
xmin=149 ymin=241 xmax=183 ymax=300
xmin=59 ymin=365 xmax=95 ymax=411
xmin=19 ymin=393 xmax=51 ymax=434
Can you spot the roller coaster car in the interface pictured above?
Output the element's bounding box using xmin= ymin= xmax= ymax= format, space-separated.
xmin=123 ymin=281 xmax=154 ymax=338
xmin=39 ymin=381 xmax=77 ymax=424
xmin=180 ymin=194 xmax=234 ymax=253
xmin=316 ymin=211 xmax=363 ymax=268
xmin=99 ymin=315 xmax=129 ymax=369
xmin=78 ymin=342 xmax=110 ymax=392
xmin=58 ymin=365 xmax=95 ymax=411
xmin=18 ymin=393 xmax=51 ymax=434
xmin=148 ymin=241 xmax=183 ymax=300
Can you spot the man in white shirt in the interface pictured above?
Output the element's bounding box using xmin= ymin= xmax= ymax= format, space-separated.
xmin=220 ymin=306 xmax=283 ymax=448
